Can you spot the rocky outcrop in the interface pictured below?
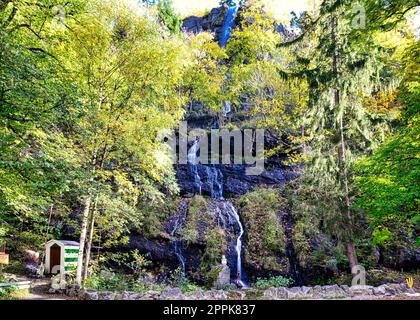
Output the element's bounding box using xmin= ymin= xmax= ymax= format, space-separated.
xmin=181 ymin=6 xmax=291 ymax=45
xmin=77 ymin=282 xmax=417 ymax=300
xmin=182 ymin=7 xmax=228 ymax=43
xmin=127 ymin=233 xmax=204 ymax=274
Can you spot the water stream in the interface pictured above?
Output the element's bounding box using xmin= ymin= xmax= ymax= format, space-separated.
xmin=182 ymin=5 xmax=249 ymax=285
xmin=188 ymin=140 xmax=202 ymax=195
xmin=220 ymin=1 xmax=239 ymax=48
xmin=223 ymin=201 xmax=246 ymax=287
xmin=170 ymin=201 xmax=187 ymax=275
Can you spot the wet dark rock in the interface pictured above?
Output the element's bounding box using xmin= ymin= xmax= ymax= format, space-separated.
xmin=182 ymin=5 xmax=290 ymax=48
xmin=127 ymin=233 xmax=204 ymax=274
xmin=182 ymin=7 xmax=227 ymax=42
xmin=176 ymin=163 xmax=300 ymax=197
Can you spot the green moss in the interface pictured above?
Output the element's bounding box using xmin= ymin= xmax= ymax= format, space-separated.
xmin=138 ymin=197 xmax=180 ymax=239
xmin=181 ymin=196 xmax=210 ymax=243
xmin=201 ymin=227 xmax=227 ymax=273
xmin=237 ymin=189 xmax=287 ymax=273
xmin=291 ymin=222 xmax=311 ymax=268
xmin=205 ymin=265 xmax=224 ymax=289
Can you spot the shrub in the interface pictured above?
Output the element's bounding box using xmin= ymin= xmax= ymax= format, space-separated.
xmin=84 ymin=270 xmax=165 ymax=293
xmin=0 ymin=275 xmax=28 ymax=300
xmin=169 ymin=267 xmax=199 ymax=293
xmin=84 ymin=271 xmax=134 ymax=292
xmin=253 ymin=276 xmax=294 ymax=289
xmin=201 ymin=227 xmax=226 ymax=272
xmin=237 ymin=189 xmax=287 ymax=272
xmin=138 ymin=197 xmax=180 ymax=239
xmin=181 ymin=196 xmax=210 ymax=243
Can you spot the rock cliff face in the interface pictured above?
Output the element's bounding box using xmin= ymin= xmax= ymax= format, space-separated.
xmin=182 ymin=7 xmax=229 ymax=43
xmin=181 ymin=6 xmax=292 ymax=44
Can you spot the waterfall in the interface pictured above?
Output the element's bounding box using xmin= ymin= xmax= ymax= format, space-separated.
xmin=188 ymin=139 xmax=224 ymax=200
xmin=223 ymin=101 xmax=231 ymax=116
xmin=220 ymin=1 xmax=239 ymax=48
xmin=205 ymin=166 xmax=224 ymax=200
xmin=188 ymin=140 xmax=202 ymax=195
xmin=171 ymin=203 xmax=187 ymax=274
xmin=213 ymin=201 xmax=246 ymax=288
xmin=223 ymin=202 xmax=246 ymax=288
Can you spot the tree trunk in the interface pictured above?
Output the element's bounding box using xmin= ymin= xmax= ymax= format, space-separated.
xmin=83 ymin=195 xmax=98 ymax=281
xmin=43 ymin=205 xmax=54 ymax=244
xmin=76 ymin=194 xmax=92 ymax=286
xmin=347 ymin=242 xmax=358 ymax=275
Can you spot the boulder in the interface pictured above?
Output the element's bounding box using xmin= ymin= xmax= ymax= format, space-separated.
xmin=300 ymin=286 xmax=314 ymax=298
xmin=188 ymin=289 xmax=205 ymax=300
xmin=142 ymin=290 xmax=161 ymax=300
xmin=349 ymin=285 xmax=374 ymax=296
xmin=285 ymin=287 xmax=303 ymax=299
xmin=65 ymin=284 xmax=81 ymax=297
xmin=373 ymin=285 xmax=387 ymax=296
xmin=321 ymin=285 xmax=347 ymax=299
xmin=384 ymin=283 xmax=404 ymax=295
xmin=204 ymin=290 xmax=228 ymax=300
xmin=263 ymin=287 xmax=287 ymax=300
xmin=122 ymin=291 xmax=146 ymax=300
xmin=98 ymin=291 xmax=116 ymax=300
xmin=160 ymin=286 xmax=182 ymax=300
xmin=84 ymin=290 xmax=99 ymax=300
xmin=340 ymin=285 xmax=350 ymax=294
xmin=227 ymin=290 xmax=246 ymax=300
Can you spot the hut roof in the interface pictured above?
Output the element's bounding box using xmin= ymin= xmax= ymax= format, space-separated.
xmin=47 ymin=240 xmax=79 ymax=247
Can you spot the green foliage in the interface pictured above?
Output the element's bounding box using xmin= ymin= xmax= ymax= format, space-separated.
xmin=138 ymin=197 xmax=180 ymax=239
xmin=0 ymin=0 xmax=188 ymax=260
xmin=204 ymin=265 xmax=223 ymax=289
xmin=237 ymin=189 xmax=287 ymax=272
xmin=181 ymin=196 xmax=210 ymax=243
xmin=84 ymin=264 xmax=166 ymax=293
xmin=157 ymin=0 xmax=181 ymax=35
xmin=84 ymin=271 xmax=136 ymax=292
xmin=0 ymin=0 xmax=418 ymax=286
xmin=169 ymin=267 xmax=200 ymax=293
xmin=253 ymin=276 xmax=294 ymax=289
xmin=355 ymin=42 xmax=420 ymax=246
xmin=183 ymin=32 xmax=227 ymax=113
xmin=285 ymin=179 xmax=352 ymax=270
xmin=225 ymin=0 xmax=307 ymax=159
xmin=200 ymin=227 xmax=227 ymax=272
xmin=0 ymin=275 xmax=29 ymax=300
xmin=279 ymin=0 xmax=418 ymax=270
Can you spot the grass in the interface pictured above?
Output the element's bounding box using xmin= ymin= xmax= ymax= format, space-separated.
xmin=0 ymin=274 xmax=29 ymax=300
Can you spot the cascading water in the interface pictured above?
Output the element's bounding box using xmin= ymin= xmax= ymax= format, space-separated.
xmin=220 ymin=1 xmax=239 ymax=48
xmin=223 ymin=202 xmax=246 ymax=287
xmin=205 ymin=166 xmax=224 ymax=200
xmin=222 ymin=101 xmax=231 ymax=116
xmin=212 ymin=201 xmax=247 ymax=287
xmin=184 ymin=5 xmax=250 ymax=282
xmin=188 ymin=140 xmax=202 ymax=195
xmin=170 ymin=201 xmax=188 ymax=274
xmin=188 ymin=138 xmax=224 ymax=200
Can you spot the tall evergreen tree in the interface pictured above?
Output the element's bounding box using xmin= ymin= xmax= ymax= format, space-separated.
xmin=279 ymin=0 xmax=416 ymax=274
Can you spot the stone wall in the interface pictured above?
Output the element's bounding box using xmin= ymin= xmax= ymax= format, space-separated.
xmin=68 ymin=283 xmax=417 ymax=300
